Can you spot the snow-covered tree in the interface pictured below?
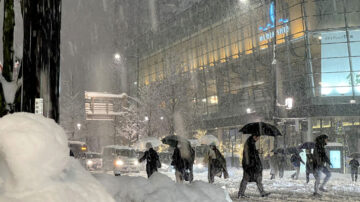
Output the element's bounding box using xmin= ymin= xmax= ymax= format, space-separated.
xmin=138 ymin=62 xmax=203 ymax=138
xmin=110 ymin=96 xmax=145 ymax=146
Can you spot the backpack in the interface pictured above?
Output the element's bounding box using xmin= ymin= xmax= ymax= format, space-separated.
xmin=290 ymin=155 xmax=297 ymax=163
xmin=148 ymin=149 xmax=161 ymax=168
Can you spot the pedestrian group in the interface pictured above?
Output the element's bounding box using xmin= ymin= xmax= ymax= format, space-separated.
xmin=136 ymin=134 xmax=359 ymax=199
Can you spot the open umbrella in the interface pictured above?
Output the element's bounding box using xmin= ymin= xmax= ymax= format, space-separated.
xmin=188 ymin=138 xmax=200 ymax=147
xmin=200 ymin=135 xmax=219 ymax=146
xmin=298 ymin=142 xmax=315 ymax=150
xmin=161 ymin=135 xmax=190 ymax=148
xmin=135 ymin=137 xmax=162 ymax=150
xmin=272 ymin=147 xmax=299 ymax=154
xmin=349 ymin=152 xmax=360 ymax=159
xmin=239 ymin=122 xmax=282 ymax=136
xmin=162 ymin=135 xmax=194 ymax=162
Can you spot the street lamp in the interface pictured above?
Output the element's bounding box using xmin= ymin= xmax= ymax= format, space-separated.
xmin=285 ymin=97 xmax=293 ymax=110
xmin=77 ymin=123 xmax=81 ymax=130
xmin=114 ymin=53 xmax=121 ymax=60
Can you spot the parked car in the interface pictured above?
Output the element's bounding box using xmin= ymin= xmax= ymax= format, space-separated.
xmin=85 ymin=152 xmax=102 ymax=171
xmin=102 ymin=145 xmax=140 ymax=176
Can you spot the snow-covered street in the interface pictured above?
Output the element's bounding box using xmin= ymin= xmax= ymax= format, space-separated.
xmin=106 ymin=168 xmax=360 ymax=202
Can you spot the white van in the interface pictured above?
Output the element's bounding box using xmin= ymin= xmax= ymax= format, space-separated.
xmin=102 ymin=145 xmax=140 ymax=176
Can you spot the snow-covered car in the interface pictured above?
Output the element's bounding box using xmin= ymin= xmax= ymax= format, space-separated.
xmin=85 ymin=152 xmax=102 ymax=171
xmin=68 ymin=140 xmax=88 ymax=158
xmin=102 ymin=145 xmax=140 ymax=176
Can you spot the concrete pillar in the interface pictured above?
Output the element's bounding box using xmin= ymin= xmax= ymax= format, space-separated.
xmin=307 ymin=117 xmax=313 ymax=142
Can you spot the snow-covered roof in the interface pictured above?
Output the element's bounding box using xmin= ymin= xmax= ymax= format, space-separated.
xmin=103 ymin=145 xmax=134 ymax=150
xmin=326 ymin=142 xmax=343 ymax=147
xmin=68 ymin=141 xmax=86 ymax=146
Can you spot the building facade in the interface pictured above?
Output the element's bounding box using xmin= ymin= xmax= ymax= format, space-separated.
xmin=128 ymin=0 xmax=360 ymax=155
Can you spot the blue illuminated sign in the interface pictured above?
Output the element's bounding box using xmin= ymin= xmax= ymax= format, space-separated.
xmin=258 ymin=2 xmax=289 ymax=42
xmin=329 ymin=150 xmax=341 ymax=169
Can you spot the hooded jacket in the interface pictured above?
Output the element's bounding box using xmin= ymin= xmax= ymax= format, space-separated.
xmin=313 ymin=135 xmax=331 ymax=168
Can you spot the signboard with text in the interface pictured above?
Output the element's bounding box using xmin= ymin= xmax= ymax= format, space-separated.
xmin=35 ymin=98 xmax=43 ymax=115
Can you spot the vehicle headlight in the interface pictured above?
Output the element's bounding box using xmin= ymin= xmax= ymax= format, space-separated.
xmin=134 ymin=160 xmax=139 ymax=166
xmin=87 ymin=160 xmax=93 ymax=166
xmin=115 ymin=160 xmax=124 ymax=166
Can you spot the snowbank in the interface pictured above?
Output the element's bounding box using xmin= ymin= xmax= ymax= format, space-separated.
xmin=0 ymin=113 xmax=114 ymax=202
xmin=94 ymin=172 xmax=232 ymax=202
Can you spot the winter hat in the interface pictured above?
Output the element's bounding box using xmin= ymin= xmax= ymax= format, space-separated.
xmin=146 ymin=142 xmax=153 ymax=149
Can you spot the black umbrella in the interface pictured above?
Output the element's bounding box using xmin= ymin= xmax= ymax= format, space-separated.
xmin=239 ymin=122 xmax=282 ymax=136
xmin=161 ymin=135 xmax=190 ymax=148
xmin=298 ymin=142 xmax=315 ymax=150
xmin=349 ymin=152 xmax=360 ymax=159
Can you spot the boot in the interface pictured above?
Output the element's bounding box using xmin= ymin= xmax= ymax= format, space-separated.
xmin=319 ymin=187 xmax=328 ymax=192
xmin=238 ymin=194 xmax=250 ymax=198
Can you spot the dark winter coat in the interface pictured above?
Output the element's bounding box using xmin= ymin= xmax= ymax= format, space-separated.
xmin=171 ymin=147 xmax=186 ymax=172
xmin=290 ymin=153 xmax=305 ymax=167
xmin=139 ymin=148 xmax=160 ymax=177
xmin=209 ymin=147 xmax=229 ymax=179
xmin=306 ymin=153 xmax=315 ymax=173
xmin=242 ymin=136 xmax=262 ymax=182
xmin=349 ymin=159 xmax=360 ymax=171
xmin=313 ymin=136 xmax=331 ymax=169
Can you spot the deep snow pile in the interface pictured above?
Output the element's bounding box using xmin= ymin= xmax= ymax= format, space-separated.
xmin=94 ymin=172 xmax=232 ymax=202
xmin=0 ymin=113 xmax=114 ymax=202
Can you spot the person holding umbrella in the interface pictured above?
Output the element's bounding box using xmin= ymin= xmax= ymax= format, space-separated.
xmin=139 ymin=143 xmax=161 ymax=178
xmin=305 ymin=149 xmax=315 ymax=183
xmin=237 ymin=122 xmax=281 ymax=198
xmin=290 ymin=152 xmax=305 ymax=180
xmin=171 ymin=141 xmax=195 ymax=183
xmin=162 ymin=135 xmax=195 ymax=183
xmin=313 ymin=134 xmax=332 ymax=197
xmin=238 ymin=133 xmax=270 ymax=198
xmin=298 ymin=142 xmax=316 ymax=183
xmin=206 ymin=143 xmax=229 ymax=183
xmin=349 ymin=157 xmax=359 ymax=182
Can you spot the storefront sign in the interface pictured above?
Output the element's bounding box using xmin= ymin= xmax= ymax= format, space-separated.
xmin=258 ymin=2 xmax=289 ymax=42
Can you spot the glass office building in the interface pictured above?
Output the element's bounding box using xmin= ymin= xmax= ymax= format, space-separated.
xmin=128 ymin=0 xmax=360 ymax=153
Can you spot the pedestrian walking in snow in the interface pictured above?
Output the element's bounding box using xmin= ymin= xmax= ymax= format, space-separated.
xmin=206 ymin=143 xmax=229 ymax=183
xmin=305 ymin=149 xmax=315 ymax=183
xmin=290 ymin=152 xmax=305 ymax=180
xmin=171 ymin=142 xmax=194 ymax=183
xmin=349 ymin=158 xmax=359 ymax=182
xmin=278 ymin=153 xmax=286 ymax=178
xmin=269 ymin=152 xmax=279 ymax=180
xmin=313 ymin=134 xmax=332 ymax=197
xmin=269 ymin=152 xmax=285 ymax=179
xmin=139 ymin=143 xmax=161 ymax=178
xmin=238 ymin=134 xmax=270 ymax=198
